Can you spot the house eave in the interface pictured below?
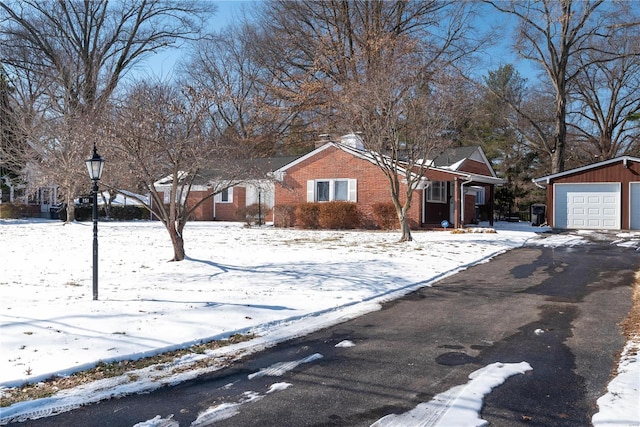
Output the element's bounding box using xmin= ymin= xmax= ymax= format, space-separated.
xmin=533 ymin=156 xmax=640 ymax=184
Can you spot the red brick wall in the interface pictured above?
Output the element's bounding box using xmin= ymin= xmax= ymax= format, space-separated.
xmin=213 ymin=187 xmax=246 ymax=221
xmin=156 ymin=188 xmax=246 ymax=221
xmin=459 ymin=159 xmax=492 ymax=176
xmin=464 ymin=193 xmax=476 ymax=224
xmin=186 ymin=191 xmax=213 ymax=220
xmin=274 ymin=146 xmax=421 ymax=228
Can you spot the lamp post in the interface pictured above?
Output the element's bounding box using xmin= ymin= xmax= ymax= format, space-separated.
xmin=85 ymin=144 xmax=105 ymax=301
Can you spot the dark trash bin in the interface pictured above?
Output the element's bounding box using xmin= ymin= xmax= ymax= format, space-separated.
xmin=50 ymin=204 xmax=64 ymax=220
xmin=530 ymin=204 xmax=546 ymax=226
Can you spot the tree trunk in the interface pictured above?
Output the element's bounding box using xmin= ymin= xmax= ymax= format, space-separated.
xmin=399 ymin=217 xmax=413 ymax=242
xmin=65 ymin=194 xmax=75 ymax=222
xmin=168 ymin=224 xmax=186 ymax=261
xmin=392 ymin=188 xmax=414 ymax=242
xmin=398 ymin=207 xmax=413 ymax=242
xmin=552 ymin=92 xmax=567 ymax=174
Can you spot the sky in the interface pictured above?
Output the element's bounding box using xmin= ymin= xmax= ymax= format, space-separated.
xmin=131 ymin=1 xmax=253 ymax=82
xmin=133 ymin=1 xmax=539 ymax=85
xmin=0 ymin=220 xmax=637 ymax=426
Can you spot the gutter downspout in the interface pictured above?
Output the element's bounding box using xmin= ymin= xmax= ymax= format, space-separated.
xmin=460 ymin=175 xmax=473 ymax=228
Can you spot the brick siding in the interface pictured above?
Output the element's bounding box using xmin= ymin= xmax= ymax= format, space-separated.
xmin=274 ymin=146 xmax=421 ymax=228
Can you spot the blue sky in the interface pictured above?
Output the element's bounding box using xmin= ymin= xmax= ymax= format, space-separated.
xmin=133 ymin=1 xmax=540 ymax=85
xmin=130 ymin=1 xmax=252 ymax=81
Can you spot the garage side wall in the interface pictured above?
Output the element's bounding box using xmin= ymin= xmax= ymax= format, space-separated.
xmin=546 ymin=160 xmax=640 ymax=229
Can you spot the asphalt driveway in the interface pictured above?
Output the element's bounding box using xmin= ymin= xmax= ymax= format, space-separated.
xmin=19 ymin=232 xmax=639 ymax=427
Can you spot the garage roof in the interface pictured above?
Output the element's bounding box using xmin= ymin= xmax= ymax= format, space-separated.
xmin=533 ymin=156 xmax=640 ymax=185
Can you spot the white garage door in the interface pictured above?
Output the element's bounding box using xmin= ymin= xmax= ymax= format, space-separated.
xmin=554 ymin=183 xmax=620 ymax=229
xmin=630 ymin=182 xmax=640 ymax=230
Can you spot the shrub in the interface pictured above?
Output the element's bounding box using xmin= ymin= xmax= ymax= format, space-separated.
xmin=59 ymin=206 xmax=106 ymax=221
xmin=318 ymin=202 xmax=360 ymax=229
xmin=295 ymin=203 xmax=320 ymax=229
xmin=274 ymin=204 xmax=296 ymax=227
xmin=372 ymin=202 xmax=398 ymax=230
xmin=110 ymin=205 xmax=148 ymax=220
xmin=0 ymin=203 xmax=19 ymax=219
xmin=237 ymin=203 xmax=271 ymax=226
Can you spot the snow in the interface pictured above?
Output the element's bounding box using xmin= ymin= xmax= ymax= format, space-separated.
xmin=592 ymin=340 xmax=640 ymax=427
xmin=0 ymin=219 xmax=638 ymax=426
xmin=371 ymin=362 xmax=533 ymax=427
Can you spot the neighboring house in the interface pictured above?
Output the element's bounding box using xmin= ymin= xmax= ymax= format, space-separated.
xmin=154 ymin=157 xmax=299 ymax=222
xmin=1 ymin=174 xmax=58 ymax=218
xmin=273 ymin=135 xmax=504 ymax=229
xmin=533 ymin=156 xmax=640 ymax=230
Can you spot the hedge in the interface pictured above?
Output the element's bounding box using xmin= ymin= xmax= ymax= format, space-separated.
xmin=293 ymin=202 xmax=360 ymax=230
xmin=372 ymin=202 xmax=399 ymax=230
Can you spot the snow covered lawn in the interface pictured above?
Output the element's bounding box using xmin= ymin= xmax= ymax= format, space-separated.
xmin=0 ymin=219 xmax=637 ymax=426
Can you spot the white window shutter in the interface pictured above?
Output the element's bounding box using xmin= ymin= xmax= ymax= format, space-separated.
xmin=307 ymin=180 xmax=315 ymax=202
xmin=348 ymin=179 xmax=357 ymax=202
xmin=228 ymin=187 xmax=233 ymax=202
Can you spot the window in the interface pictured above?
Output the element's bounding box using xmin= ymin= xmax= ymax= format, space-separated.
xmin=475 ymin=187 xmax=486 ymax=205
xmin=427 ymin=181 xmax=447 ymax=203
xmin=307 ymin=179 xmax=357 ymax=202
xmin=316 ymin=181 xmax=330 ymax=201
xmin=215 ymin=187 xmax=233 ymax=203
xmin=334 ymin=180 xmax=348 ymax=201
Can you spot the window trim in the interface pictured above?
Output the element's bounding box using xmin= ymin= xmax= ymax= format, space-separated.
xmin=215 ymin=187 xmax=233 ymax=203
xmin=475 ymin=187 xmax=486 ymax=205
xmin=307 ymin=179 xmax=357 ymax=202
xmin=426 ymin=181 xmax=447 ymax=203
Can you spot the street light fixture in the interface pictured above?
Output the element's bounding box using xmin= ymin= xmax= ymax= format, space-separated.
xmin=85 ymin=144 xmax=105 ymax=301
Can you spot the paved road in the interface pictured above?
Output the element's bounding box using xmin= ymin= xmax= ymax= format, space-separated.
xmin=18 ymin=235 xmax=639 ymax=426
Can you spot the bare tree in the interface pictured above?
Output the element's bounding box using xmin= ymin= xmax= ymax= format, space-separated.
xmin=1 ymin=58 xmax=55 ymax=204
xmin=570 ymin=27 xmax=640 ymax=159
xmin=252 ymin=0 xmax=481 ymax=240
xmin=339 ymin=59 xmax=461 ymax=241
xmin=486 ymin=0 xmax=634 ymax=173
xmin=106 ymin=82 xmax=248 ymax=261
xmin=254 ymin=0 xmax=480 ymax=133
xmin=0 ymin=65 xmax=22 ymax=196
xmin=184 ymin=23 xmax=298 ymax=156
xmin=0 ymin=0 xmax=214 ymax=220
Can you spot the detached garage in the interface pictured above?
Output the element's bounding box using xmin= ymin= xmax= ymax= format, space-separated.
xmin=533 ymin=156 xmax=640 ymax=230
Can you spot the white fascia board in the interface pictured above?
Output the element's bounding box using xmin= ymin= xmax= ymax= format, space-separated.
xmin=462 ymin=173 xmax=505 ymax=185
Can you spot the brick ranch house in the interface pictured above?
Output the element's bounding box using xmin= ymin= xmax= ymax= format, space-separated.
xmin=272 ymin=135 xmax=504 ymax=229
xmin=153 ymin=156 xmax=298 ymax=222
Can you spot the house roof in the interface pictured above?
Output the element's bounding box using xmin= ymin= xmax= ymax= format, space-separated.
xmin=154 ymin=156 xmax=302 ymax=188
xmin=432 ymin=146 xmax=480 ymax=167
xmin=275 ymin=141 xmax=504 ymax=185
xmin=533 ymin=156 xmax=640 ymax=185
xmin=431 ymin=146 xmax=497 ymax=178
xmin=195 ymin=156 xmax=302 ymax=184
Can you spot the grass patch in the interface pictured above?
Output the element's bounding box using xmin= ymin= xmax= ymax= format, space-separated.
xmin=0 ymin=333 xmax=255 ymax=408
